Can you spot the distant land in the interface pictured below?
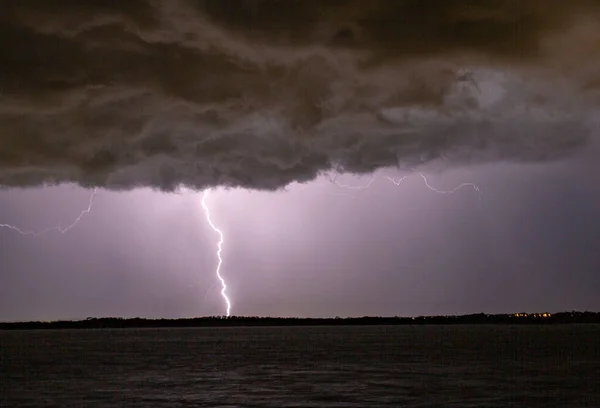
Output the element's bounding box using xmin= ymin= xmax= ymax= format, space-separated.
xmin=1 ymin=311 xmax=600 ymax=330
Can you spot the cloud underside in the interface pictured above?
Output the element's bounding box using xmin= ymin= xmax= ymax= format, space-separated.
xmin=1 ymin=0 xmax=599 ymax=190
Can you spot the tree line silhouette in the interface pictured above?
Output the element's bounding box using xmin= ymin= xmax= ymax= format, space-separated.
xmin=1 ymin=311 xmax=599 ymax=330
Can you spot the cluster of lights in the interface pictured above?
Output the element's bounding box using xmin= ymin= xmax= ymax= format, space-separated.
xmin=513 ymin=313 xmax=551 ymax=318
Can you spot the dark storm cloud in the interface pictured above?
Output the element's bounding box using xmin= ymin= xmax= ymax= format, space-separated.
xmin=1 ymin=0 xmax=598 ymax=190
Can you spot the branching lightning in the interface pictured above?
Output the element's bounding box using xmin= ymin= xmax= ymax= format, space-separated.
xmin=200 ymin=189 xmax=232 ymax=317
xmin=330 ymin=172 xmax=482 ymax=202
xmin=385 ymin=175 xmax=410 ymax=186
xmin=1 ymin=173 xmax=478 ymax=320
xmin=417 ymin=173 xmax=481 ymax=196
xmin=0 ymin=188 xmax=98 ymax=236
xmin=1 ymin=185 xmax=234 ymax=317
xmin=332 ymin=174 xmax=377 ymax=190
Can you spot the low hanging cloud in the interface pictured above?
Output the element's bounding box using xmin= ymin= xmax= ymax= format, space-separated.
xmin=1 ymin=0 xmax=599 ymax=191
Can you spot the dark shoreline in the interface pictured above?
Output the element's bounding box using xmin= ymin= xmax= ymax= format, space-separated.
xmin=2 ymin=312 xmax=599 ymax=330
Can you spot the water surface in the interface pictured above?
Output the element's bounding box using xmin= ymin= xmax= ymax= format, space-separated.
xmin=1 ymin=325 xmax=599 ymax=407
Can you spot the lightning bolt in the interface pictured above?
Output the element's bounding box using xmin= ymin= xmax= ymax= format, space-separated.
xmin=417 ymin=172 xmax=481 ymax=196
xmin=385 ymin=175 xmax=410 ymax=186
xmin=0 ymin=188 xmax=98 ymax=236
xmin=200 ymin=189 xmax=232 ymax=317
xmin=331 ymin=174 xmax=377 ymax=190
xmin=330 ymin=172 xmax=481 ymax=202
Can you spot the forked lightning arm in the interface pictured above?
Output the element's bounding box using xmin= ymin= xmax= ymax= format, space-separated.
xmin=0 ymin=188 xmax=98 ymax=236
xmin=332 ymin=172 xmax=481 ymax=199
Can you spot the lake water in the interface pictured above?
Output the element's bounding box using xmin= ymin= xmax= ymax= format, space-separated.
xmin=1 ymin=325 xmax=599 ymax=407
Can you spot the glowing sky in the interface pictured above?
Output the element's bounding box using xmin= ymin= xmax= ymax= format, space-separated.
xmin=1 ymin=1 xmax=600 ymax=320
xmin=2 ymin=161 xmax=599 ymax=321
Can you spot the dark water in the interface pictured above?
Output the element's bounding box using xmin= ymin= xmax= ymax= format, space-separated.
xmin=1 ymin=325 xmax=599 ymax=407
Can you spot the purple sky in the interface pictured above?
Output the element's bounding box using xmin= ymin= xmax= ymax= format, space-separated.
xmin=2 ymin=1 xmax=600 ymax=320
xmin=2 ymin=160 xmax=599 ymax=320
